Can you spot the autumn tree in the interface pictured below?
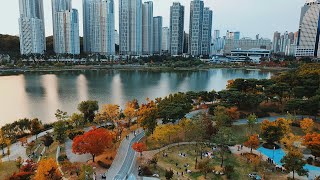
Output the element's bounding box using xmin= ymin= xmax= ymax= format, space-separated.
xmin=137 ymin=100 xmax=158 ymax=134
xmin=78 ymin=100 xmax=99 ymax=123
xmin=124 ymin=101 xmax=136 ymax=128
xmin=261 ymin=118 xmax=291 ymax=145
xmin=300 ymin=118 xmax=314 ymax=134
xmin=281 ymin=150 xmax=308 ymax=180
xmin=281 ymin=133 xmax=301 ymax=151
xmin=72 ymin=128 xmax=115 ymax=162
xmin=246 ymin=154 xmax=261 ymax=171
xmin=34 ymin=158 xmax=62 ymax=180
xmin=198 ymin=160 xmax=213 ymax=178
xmin=226 ymin=107 xmax=240 ymax=120
xmin=132 ymin=142 xmax=147 ymax=158
xmin=150 ymin=124 xmax=182 ymax=148
xmin=101 ymin=104 xmax=120 ymax=124
xmin=0 ymin=129 xmax=7 ymax=155
xmin=304 ymin=133 xmax=320 ymax=160
xmin=42 ymin=134 xmax=54 ymax=149
xmin=244 ymin=134 xmax=260 ymax=153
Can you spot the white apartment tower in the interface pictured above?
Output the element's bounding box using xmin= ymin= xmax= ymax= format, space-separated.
xmin=119 ymin=0 xmax=142 ymax=55
xmin=52 ymin=0 xmax=80 ymax=55
xmin=83 ymin=0 xmax=115 ymax=55
xmin=170 ymin=2 xmax=184 ymax=55
xmin=162 ymin=27 xmax=170 ymax=53
xmin=18 ymin=0 xmax=46 ymax=55
xmin=189 ymin=0 xmax=204 ymax=56
xmin=142 ymin=1 xmax=153 ymax=55
xmin=201 ymin=7 xmax=213 ymax=56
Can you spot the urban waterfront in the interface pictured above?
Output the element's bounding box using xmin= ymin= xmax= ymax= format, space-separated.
xmin=0 ymin=68 xmax=271 ymax=124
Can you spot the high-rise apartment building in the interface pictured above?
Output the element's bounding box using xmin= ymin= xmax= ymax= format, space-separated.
xmin=153 ymin=16 xmax=163 ymax=55
xmin=189 ymin=0 xmax=204 ymax=56
xmin=224 ymin=37 xmax=272 ymax=54
xmin=114 ymin=30 xmax=119 ymax=45
xmin=52 ymin=0 xmax=79 ymax=55
xmin=162 ymin=27 xmax=170 ymax=54
xmin=226 ymin=31 xmax=240 ymax=40
xmin=170 ymin=2 xmax=184 ymax=55
xmin=272 ymin=31 xmax=281 ymax=53
xmin=18 ymin=0 xmax=46 ymax=55
xmin=142 ymin=1 xmax=153 ymax=55
xmin=119 ymin=0 xmax=142 ymax=55
xmin=201 ymin=7 xmax=213 ymax=56
xmin=296 ymin=0 xmax=320 ymax=57
xmin=83 ymin=0 xmax=115 ymax=55
xmin=183 ymin=32 xmax=189 ymax=54
xmin=213 ymin=30 xmax=220 ymax=39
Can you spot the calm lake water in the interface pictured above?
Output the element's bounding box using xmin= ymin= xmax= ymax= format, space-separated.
xmin=0 ymin=69 xmax=272 ymax=125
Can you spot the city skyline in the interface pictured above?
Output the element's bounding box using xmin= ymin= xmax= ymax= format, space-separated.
xmin=2 ymin=0 xmax=305 ymax=39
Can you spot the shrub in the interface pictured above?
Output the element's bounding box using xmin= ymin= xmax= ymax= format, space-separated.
xmin=141 ymin=166 xmax=153 ymax=176
xmin=68 ymin=130 xmax=84 ymax=140
xmin=58 ymin=155 xmax=68 ymax=162
xmin=307 ymin=157 xmax=313 ymax=165
xmin=165 ymin=169 xmax=174 ymax=179
xmin=97 ymin=161 xmax=111 ymax=169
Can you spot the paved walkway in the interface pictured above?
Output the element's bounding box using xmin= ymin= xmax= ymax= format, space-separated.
xmin=103 ymin=129 xmax=144 ymax=180
xmin=1 ymin=129 xmax=53 ymax=162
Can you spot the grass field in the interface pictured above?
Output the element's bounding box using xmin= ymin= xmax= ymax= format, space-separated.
xmin=0 ymin=161 xmax=19 ymax=179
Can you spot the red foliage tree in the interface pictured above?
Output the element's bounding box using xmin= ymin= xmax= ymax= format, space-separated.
xmin=72 ymin=127 xmax=115 ymax=162
xmin=9 ymin=171 xmax=34 ymax=180
xmin=244 ymin=134 xmax=260 ymax=153
xmin=132 ymin=142 xmax=147 ymax=158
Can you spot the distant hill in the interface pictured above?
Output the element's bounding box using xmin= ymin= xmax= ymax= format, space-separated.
xmin=0 ymin=34 xmax=20 ymax=54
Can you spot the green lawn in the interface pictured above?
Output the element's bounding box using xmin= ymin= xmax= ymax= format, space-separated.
xmin=0 ymin=161 xmax=19 ymax=179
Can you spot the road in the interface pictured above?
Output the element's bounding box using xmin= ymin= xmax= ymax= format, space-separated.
xmin=113 ymin=132 xmax=144 ymax=180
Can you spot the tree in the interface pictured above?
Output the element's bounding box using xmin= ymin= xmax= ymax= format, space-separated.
xmin=15 ymin=156 xmax=23 ymax=169
xmin=198 ymin=160 xmax=213 ymax=178
xmin=150 ymin=124 xmax=182 ymax=147
xmin=34 ymin=158 xmax=62 ymax=180
xmin=55 ymin=109 xmax=68 ymax=121
xmin=261 ymin=119 xmax=289 ymax=144
xmin=132 ymin=142 xmax=147 ymax=158
xmin=244 ymin=134 xmax=260 ymax=153
xmin=214 ymin=127 xmax=234 ymax=167
xmin=213 ymin=106 xmax=232 ymax=127
xmin=226 ymin=107 xmax=240 ymax=120
xmin=303 ymin=133 xmax=320 ymax=160
xmin=247 ymin=114 xmax=257 ymax=135
xmin=165 ymin=169 xmax=174 ymax=180
xmin=30 ymin=118 xmax=43 ymax=140
xmin=42 ymin=134 xmax=54 ymax=149
xmin=123 ymin=101 xmax=136 ymax=128
xmin=0 ymin=129 xmax=7 ymax=155
xmin=78 ymin=100 xmax=99 ymax=123
xmin=137 ymin=100 xmax=158 ymax=134
xmin=281 ymin=133 xmax=301 ymax=151
xmin=100 ymin=104 xmax=120 ymax=124
xmin=72 ymin=128 xmax=115 ymax=162
xmin=69 ymin=113 xmax=85 ymax=128
xmin=300 ymin=118 xmax=314 ymax=134
xmin=281 ymin=150 xmax=308 ymax=180
xmin=53 ymin=120 xmax=67 ymax=144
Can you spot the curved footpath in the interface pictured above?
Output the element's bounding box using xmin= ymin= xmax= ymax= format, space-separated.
xmin=103 ymin=129 xmax=144 ymax=180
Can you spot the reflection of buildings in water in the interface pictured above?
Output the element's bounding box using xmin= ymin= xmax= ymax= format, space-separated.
xmin=0 ymin=75 xmax=31 ymax=123
xmin=110 ymin=73 xmax=124 ymax=106
xmin=77 ymin=74 xmax=89 ymax=102
xmin=41 ymin=74 xmax=61 ymax=122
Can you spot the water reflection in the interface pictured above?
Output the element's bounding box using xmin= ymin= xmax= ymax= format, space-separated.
xmin=0 ymin=69 xmax=272 ymax=124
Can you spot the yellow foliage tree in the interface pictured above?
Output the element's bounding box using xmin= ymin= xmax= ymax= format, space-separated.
xmin=124 ymin=101 xmax=136 ymax=128
xmin=300 ymin=118 xmax=314 ymax=134
xmin=281 ymin=133 xmax=301 ymax=151
xmin=34 ymin=158 xmax=61 ymax=180
xmin=150 ymin=124 xmax=182 ymax=147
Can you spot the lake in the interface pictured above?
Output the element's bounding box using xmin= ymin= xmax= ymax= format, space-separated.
xmin=0 ymin=68 xmax=272 ymax=125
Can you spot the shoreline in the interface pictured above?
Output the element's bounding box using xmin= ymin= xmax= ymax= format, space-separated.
xmin=0 ymin=65 xmax=291 ymax=75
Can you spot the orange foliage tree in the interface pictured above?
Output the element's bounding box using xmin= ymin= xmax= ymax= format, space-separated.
xmin=304 ymin=133 xmax=320 ymax=160
xmin=300 ymin=118 xmax=314 ymax=134
xmin=137 ymin=100 xmax=158 ymax=134
xmin=34 ymin=158 xmax=61 ymax=180
xmin=132 ymin=142 xmax=147 ymax=158
xmin=226 ymin=107 xmax=240 ymax=120
xmin=244 ymin=134 xmax=260 ymax=153
xmin=72 ymin=128 xmax=115 ymax=162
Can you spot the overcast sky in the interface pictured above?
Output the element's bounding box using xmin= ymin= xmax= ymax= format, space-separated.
xmin=0 ymin=0 xmax=306 ymax=39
